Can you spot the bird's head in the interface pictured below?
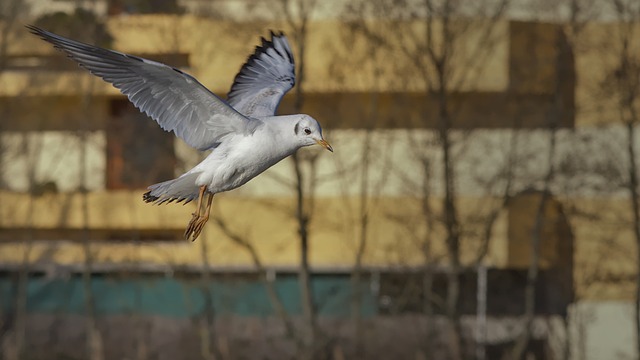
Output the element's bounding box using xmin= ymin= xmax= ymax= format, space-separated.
xmin=294 ymin=115 xmax=333 ymax=152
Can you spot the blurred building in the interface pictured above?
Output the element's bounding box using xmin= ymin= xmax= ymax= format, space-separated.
xmin=0 ymin=1 xmax=637 ymax=359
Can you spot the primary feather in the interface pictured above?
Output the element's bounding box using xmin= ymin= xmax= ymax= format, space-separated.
xmin=27 ymin=25 xmax=260 ymax=151
xmin=227 ymin=31 xmax=295 ymax=117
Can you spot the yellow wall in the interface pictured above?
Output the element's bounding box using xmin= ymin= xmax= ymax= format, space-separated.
xmin=0 ymin=191 xmax=510 ymax=268
xmin=4 ymin=16 xmax=640 ymax=127
xmin=574 ymin=21 xmax=640 ymax=126
xmin=6 ymin=16 xmax=510 ymax=96
xmin=0 ymin=190 xmax=635 ymax=300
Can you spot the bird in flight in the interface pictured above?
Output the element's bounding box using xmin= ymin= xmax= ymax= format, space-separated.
xmin=27 ymin=25 xmax=332 ymax=242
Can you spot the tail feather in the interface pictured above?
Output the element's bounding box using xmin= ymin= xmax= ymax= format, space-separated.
xmin=143 ymin=191 xmax=159 ymax=203
xmin=143 ymin=172 xmax=202 ymax=205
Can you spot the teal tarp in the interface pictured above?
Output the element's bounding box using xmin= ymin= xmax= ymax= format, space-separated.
xmin=0 ymin=274 xmax=376 ymax=318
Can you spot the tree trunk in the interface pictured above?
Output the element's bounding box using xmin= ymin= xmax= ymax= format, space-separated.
xmin=198 ymin=233 xmax=224 ymax=360
xmin=293 ymin=151 xmax=318 ymax=360
xmin=436 ymin=60 xmax=463 ymax=360
xmin=290 ymin=13 xmax=319 ymax=357
xmin=626 ymin=120 xmax=640 ymax=359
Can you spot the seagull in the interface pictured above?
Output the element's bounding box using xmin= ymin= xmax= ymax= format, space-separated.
xmin=27 ymin=25 xmax=333 ymax=242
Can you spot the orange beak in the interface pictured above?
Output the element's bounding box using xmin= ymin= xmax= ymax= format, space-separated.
xmin=316 ymin=139 xmax=333 ymax=152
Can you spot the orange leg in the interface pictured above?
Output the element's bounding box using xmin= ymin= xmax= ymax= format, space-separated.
xmin=194 ymin=185 xmax=206 ymax=216
xmin=184 ymin=187 xmax=214 ymax=242
xmin=203 ymin=191 xmax=214 ymax=219
xmin=184 ymin=185 xmax=207 ymax=241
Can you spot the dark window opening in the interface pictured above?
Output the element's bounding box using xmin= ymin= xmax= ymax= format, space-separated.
xmin=106 ymin=98 xmax=176 ymax=189
xmin=377 ymin=268 xmax=572 ymax=316
xmin=0 ymin=228 xmax=183 ymax=243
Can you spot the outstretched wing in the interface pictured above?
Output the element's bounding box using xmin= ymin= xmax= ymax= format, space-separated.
xmin=27 ymin=25 xmax=260 ymax=151
xmin=227 ymin=31 xmax=295 ymax=118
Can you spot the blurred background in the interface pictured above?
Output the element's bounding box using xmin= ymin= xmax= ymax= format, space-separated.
xmin=0 ymin=0 xmax=638 ymax=359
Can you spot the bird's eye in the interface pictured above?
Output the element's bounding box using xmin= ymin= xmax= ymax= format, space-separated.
xmin=304 ymin=128 xmax=311 ymax=135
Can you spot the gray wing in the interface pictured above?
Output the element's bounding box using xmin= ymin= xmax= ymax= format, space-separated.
xmin=227 ymin=31 xmax=295 ymax=117
xmin=27 ymin=25 xmax=260 ymax=151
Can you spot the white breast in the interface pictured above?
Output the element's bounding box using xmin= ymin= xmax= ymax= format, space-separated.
xmin=193 ymin=125 xmax=297 ymax=193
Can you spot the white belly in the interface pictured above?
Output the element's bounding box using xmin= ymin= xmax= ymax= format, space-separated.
xmin=192 ymin=133 xmax=293 ymax=193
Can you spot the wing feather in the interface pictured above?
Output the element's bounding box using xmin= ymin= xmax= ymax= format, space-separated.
xmin=27 ymin=25 xmax=260 ymax=151
xmin=227 ymin=31 xmax=296 ymax=117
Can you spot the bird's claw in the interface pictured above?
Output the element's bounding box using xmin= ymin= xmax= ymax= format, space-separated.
xmin=184 ymin=213 xmax=209 ymax=242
